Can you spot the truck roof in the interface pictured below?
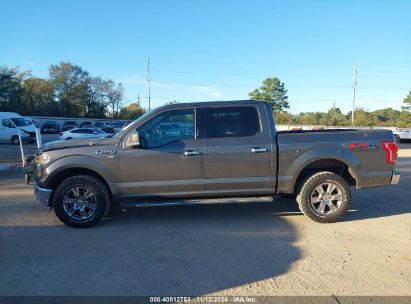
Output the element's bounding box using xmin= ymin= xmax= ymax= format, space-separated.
xmin=159 ymin=99 xmax=269 ymax=109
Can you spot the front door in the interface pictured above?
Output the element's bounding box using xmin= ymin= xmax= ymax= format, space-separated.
xmin=203 ymin=105 xmax=274 ymax=196
xmin=118 ymin=108 xmax=205 ymax=199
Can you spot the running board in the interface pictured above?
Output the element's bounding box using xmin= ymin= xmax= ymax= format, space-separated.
xmin=119 ymin=197 xmax=273 ymax=208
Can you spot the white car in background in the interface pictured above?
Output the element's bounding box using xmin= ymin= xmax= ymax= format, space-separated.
xmin=393 ymin=128 xmax=411 ymax=143
xmin=59 ymin=128 xmax=110 ymax=140
xmin=113 ymin=121 xmax=128 ymax=133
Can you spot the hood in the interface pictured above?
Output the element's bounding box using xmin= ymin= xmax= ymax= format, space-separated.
xmin=20 ymin=125 xmax=36 ymax=133
xmin=39 ymin=137 xmax=112 ymax=153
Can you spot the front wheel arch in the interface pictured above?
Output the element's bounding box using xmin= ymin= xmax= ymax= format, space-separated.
xmin=53 ymin=175 xmax=111 ymax=228
xmin=48 ymin=167 xmax=113 ymax=204
xmin=11 ymin=135 xmax=20 ymax=145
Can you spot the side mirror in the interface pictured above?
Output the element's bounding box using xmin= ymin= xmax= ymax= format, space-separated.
xmin=124 ymin=132 xmax=140 ymax=149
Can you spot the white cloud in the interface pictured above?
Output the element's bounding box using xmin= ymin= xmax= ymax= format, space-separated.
xmin=193 ymin=86 xmax=221 ymax=98
xmin=118 ymin=75 xmax=222 ymax=99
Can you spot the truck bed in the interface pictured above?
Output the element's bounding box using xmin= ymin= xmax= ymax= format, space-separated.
xmin=276 ymin=129 xmax=396 ymax=193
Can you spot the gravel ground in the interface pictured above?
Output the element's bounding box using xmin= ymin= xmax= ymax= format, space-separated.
xmin=0 ymin=147 xmax=410 ymax=297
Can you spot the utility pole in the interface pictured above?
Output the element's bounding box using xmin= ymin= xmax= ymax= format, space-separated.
xmin=351 ymin=64 xmax=357 ymax=125
xmin=137 ymin=94 xmax=141 ymax=104
xmin=147 ymin=58 xmax=151 ymax=110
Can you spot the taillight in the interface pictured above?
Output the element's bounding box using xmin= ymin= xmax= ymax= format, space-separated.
xmin=381 ymin=141 xmax=398 ymax=164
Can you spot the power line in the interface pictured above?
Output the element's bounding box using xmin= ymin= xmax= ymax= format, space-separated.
xmin=154 ymin=70 xmax=411 ymax=79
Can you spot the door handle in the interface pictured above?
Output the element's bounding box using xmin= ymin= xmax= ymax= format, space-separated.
xmin=184 ymin=150 xmax=201 ymax=156
xmin=251 ymin=147 xmax=269 ymax=153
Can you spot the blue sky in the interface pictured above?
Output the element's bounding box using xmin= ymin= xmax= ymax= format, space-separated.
xmin=1 ymin=0 xmax=410 ymax=114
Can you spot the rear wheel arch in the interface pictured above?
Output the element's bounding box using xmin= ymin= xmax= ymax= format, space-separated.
xmin=296 ymin=171 xmax=352 ymax=223
xmin=293 ymin=158 xmax=357 ymax=194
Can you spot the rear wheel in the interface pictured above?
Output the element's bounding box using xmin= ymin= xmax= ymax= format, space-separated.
xmin=296 ymin=171 xmax=351 ymax=223
xmin=53 ymin=175 xmax=111 ymax=228
xmin=394 ymin=134 xmax=401 ymax=143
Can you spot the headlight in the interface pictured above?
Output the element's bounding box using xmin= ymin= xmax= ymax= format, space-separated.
xmin=35 ymin=153 xmax=50 ymax=165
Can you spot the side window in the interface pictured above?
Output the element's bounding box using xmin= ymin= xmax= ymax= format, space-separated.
xmin=138 ymin=109 xmax=195 ymax=148
xmin=206 ymin=107 xmax=260 ymax=138
xmin=2 ymin=119 xmax=14 ymax=128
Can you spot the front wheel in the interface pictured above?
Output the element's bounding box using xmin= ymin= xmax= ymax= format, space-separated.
xmin=296 ymin=171 xmax=351 ymax=223
xmin=11 ymin=135 xmax=20 ymax=145
xmin=53 ymin=175 xmax=111 ymax=228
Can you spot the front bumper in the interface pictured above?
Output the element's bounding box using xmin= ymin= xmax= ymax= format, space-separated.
xmin=20 ymin=135 xmax=33 ymax=142
xmin=391 ymin=170 xmax=400 ymax=185
xmin=34 ymin=184 xmax=53 ymax=206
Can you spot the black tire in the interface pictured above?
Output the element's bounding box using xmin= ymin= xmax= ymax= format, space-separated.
xmin=394 ymin=135 xmax=401 ymax=143
xmin=53 ymin=175 xmax=111 ymax=228
xmin=11 ymin=135 xmax=20 ymax=145
xmin=296 ymin=171 xmax=351 ymax=223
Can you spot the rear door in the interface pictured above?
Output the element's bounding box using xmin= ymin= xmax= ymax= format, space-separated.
xmin=203 ymin=104 xmax=274 ymax=196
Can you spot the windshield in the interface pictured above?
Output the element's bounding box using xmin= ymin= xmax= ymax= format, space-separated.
xmin=10 ymin=118 xmax=28 ymax=127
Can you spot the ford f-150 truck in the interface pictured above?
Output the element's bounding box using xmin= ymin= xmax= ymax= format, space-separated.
xmin=32 ymin=100 xmax=400 ymax=228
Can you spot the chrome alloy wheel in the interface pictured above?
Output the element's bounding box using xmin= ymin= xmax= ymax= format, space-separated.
xmin=63 ymin=186 xmax=97 ymax=220
xmin=310 ymin=182 xmax=343 ymax=215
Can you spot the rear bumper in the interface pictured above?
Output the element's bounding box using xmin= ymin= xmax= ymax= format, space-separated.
xmin=34 ymin=183 xmax=53 ymax=206
xmin=391 ymin=170 xmax=400 ymax=185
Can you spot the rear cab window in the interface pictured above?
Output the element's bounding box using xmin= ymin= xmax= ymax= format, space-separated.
xmin=205 ymin=106 xmax=261 ymax=138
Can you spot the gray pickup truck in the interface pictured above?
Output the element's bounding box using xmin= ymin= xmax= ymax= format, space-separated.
xmin=32 ymin=100 xmax=400 ymax=228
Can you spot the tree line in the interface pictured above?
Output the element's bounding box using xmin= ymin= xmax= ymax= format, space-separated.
xmin=249 ymin=77 xmax=411 ymax=128
xmin=0 ymin=62 xmax=145 ymax=120
xmin=1 ymin=63 xmax=410 ymax=127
